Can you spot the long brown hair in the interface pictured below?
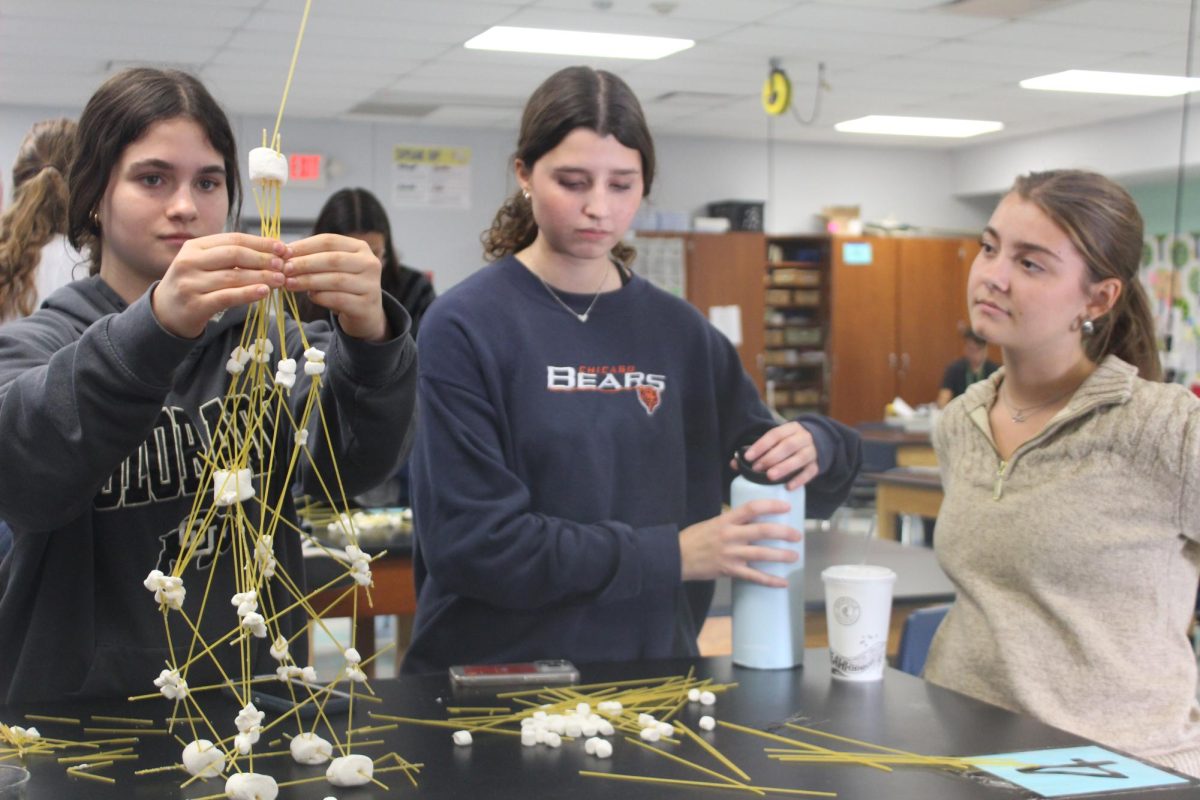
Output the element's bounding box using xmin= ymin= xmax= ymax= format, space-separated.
xmin=0 ymin=118 xmax=77 ymax=319
xmin=68 ymin=68 xmax=241 ymax=275
xmin=1011 ymin=170 xmax=1161 ymax=381
xmin=482 ymin=66 xmax=655 ymax=265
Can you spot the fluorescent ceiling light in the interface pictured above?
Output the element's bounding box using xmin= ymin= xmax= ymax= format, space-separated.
xmin=834 ymin=115 xmax=1003 ymax=138
xmin=1020 ymin=70 xmax=1200 ymax=97
xmin=464 ymin=26 xmax=693 ymax=60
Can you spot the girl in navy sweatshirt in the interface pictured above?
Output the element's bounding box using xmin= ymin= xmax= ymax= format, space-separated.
xmin=403 ymin=66 xmax=860 ymax=674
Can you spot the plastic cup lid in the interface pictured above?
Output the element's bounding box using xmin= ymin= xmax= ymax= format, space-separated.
xmin=820 ymin=564 xmax=896 ymax=582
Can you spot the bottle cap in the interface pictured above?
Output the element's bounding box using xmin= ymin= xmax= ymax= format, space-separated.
xmin=733 ymin=446 xmax=802 ymax=486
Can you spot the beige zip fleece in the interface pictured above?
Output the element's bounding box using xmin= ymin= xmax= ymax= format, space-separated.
xmin=926 ymin=355 xmax=1200 ymax=778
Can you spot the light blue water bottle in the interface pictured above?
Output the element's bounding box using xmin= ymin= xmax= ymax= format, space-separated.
xmin=730 ymin=446 xmax=806 ymax=669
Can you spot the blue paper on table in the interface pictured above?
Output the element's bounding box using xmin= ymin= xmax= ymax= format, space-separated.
xmin=974 ymin=745 xmax=1192 ymax=797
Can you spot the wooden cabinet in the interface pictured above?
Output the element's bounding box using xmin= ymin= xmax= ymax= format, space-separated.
xmin=763 ymin=236 xmax=831 ymax=415
xmin=828 ymin=236 xmax=980 ymax=425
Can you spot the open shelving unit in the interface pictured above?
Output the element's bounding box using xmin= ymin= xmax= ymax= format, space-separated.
xmin=764 ymin=235 xmax=831 ymax=417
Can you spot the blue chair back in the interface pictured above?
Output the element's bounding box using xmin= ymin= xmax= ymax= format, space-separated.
xmin=896 ymin=603 xmax=950 ymax=676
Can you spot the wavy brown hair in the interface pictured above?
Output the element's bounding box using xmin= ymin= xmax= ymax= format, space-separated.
xmin=0 ymin=118 xmax=77 ymax=319
xmin=1011 ymin=170 xmax=1161 ymax=381
xmin=68 ymin=68 xmax=241 ymax=276
xmin=482 ymin=66 xmax=655 ymax=266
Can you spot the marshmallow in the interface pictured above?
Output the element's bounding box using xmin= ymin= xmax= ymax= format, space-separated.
xmin=276 ymin=665 xmax=302 ymax=681
xmin=597 ymin=700 xmax=622 ymax=714
xmin=699 ymin=715 xmax=716 ymax=731
xmin=564 ymin=718 xmax=582 ymax=738
xmin=452 ymin=730 xmax=472 ymax=746
xmin=154 ymin=668 xmax=189 ymax=700
xmin=289 ymin=732 xmax=333 ymax=765
xmin=143 ymin=569 xmax=186 ymax=610
xmin=521 ymin=728 xmax=538 ymax=747
xmin=575 ymin=702 xmax=591 ymax=716
xmin=232 ymin=590 xmax=258 ymax=618
xmin=300 ymin=666 xmax=319 ymax=683
xmin=241 ymin=612 xmax=268 ymax=638
xmin=304 ymin=346 xmax=325 ymax=362
xmin=270 ymin=636 xmax=289 ymax=662
xmin=226 ymin=358 xmax=245 ymax=375
xmin=637 ymin=713 xmax=657 ymax=729
xmin=251 ymin=338 xmax=274 ymax=364
xmin=326 ymin=754 xmax=373 ymax=787
xmin=656 ymin=721 xmax=675 ymax=738
xmin=639 ymin=727 xmax=660 ymax=742
xmin=699 ymin=690 xmax=717 ymax=706
xmin=182 ymin=739 xmax=226 ymax=778
xmin=593 ymin=738 xmax=613 ymax=758
xmin=235 ymin=703 xmax=265 ymax=734
xmin=9 ymin=726 xmax=39 ymax=742
xmin=345 ymin=663 xmax=367 ymax=683
xmin=225 ymin=772 xmax=278 ymax=800
xmin=248 ymin=147 xmax=288 ymax=185
xmin=305 ymin=361 xmax=326 ymax=376
xmin=213 ymin=468 xmax=255 ymax=507
xmin=276 ymin=358 xmax=296 ymax=375
xmin=344 ymin=648 xmax=361 ymax=664
xmin=687 ymin=688 xmax=701 ymax=702
xmin=234 ymin=732 xmax=257 ymax=755
xmin=230 ymin=345 xmax=253 ymax=366
xmin=597 ymin=719 xmax=615 ymax=737
xmin=584 ymin=737 xmax=598 ymax=755
xmin=254 ymin=536 xmax=276 ymax=578
xmin=580 ymin=720 xmax=598 ymax=737
xmin=343 ymin=545 xmax=373 ymax=587
xmin=274 ymin=371 xmax=296 ymax=390
xmin=544 ymin=732 xmax=562 ymax=748
xmin=295 ymin=429 xmax=309 ymax=447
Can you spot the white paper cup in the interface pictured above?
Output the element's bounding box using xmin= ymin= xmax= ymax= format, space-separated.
xmin=821 ymin=564 xmax=897 ymax=681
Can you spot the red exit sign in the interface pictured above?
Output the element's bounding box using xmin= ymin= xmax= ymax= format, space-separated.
xmin=288 ymin=153 xmax=324 ymax=184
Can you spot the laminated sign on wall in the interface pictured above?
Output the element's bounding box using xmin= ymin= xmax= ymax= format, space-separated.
xmin=392 ymin=144 xmax=471 ymax=209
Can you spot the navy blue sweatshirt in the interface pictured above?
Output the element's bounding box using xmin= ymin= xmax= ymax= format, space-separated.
xmin=403 ymin=256 xmax=860 ymax=674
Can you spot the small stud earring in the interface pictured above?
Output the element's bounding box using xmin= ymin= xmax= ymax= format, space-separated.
xmin=90 ymin=209 xmax=100 ymax=230
xmin=1081 ymin=318 xmax=1095 ymax=336
xmin=522 ymin=189 xmax=530 ymax=201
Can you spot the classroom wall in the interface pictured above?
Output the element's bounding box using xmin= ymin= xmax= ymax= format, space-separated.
xmin=1 ymin=101 xmax=987 ymax=291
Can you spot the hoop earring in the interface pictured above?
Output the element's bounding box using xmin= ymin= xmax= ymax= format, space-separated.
xmin=1081 ymin=318 xmax=1095 ymax=336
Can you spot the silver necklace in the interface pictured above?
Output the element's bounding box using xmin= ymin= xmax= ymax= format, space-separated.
xmin=532 ymin=265 xmax=609 ymax=323
xmin=999 ymin=383 xmax=1073 ymax=423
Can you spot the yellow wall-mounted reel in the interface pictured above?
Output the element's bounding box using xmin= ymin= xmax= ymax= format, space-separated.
xmin=762 ymin=67 xmax=791 ymax=116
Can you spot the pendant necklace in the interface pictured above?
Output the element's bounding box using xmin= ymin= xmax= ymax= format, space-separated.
xmin=533 ymin=263 xmax=610 ymax=323
xmin=999 ymin=383 xmax=1074 ymax=423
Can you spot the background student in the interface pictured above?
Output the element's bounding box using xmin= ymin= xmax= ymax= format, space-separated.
xmin=0 ymin=118 xmax=83 ymax=324
xmin=925 ymin=169 xmax=1200 ymax=777
xmin=0 ymin=68 xmax=416 ymax=703
xmin=936 ymin=327 xmax=999 ymax=408
xmin=403 ymin=65 xmax=860 ymax=675
xmin=298 ymin=187 xmax=436 ymax=338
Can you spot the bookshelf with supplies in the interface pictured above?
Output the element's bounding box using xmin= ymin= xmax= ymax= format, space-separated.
xmin=764 ymin=235 xmax=831 ymax=417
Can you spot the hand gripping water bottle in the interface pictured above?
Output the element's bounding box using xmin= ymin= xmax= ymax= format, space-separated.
xmin=730 ymin=446 xmax=806 ymax=669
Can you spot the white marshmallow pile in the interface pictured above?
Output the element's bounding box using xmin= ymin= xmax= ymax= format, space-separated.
xmin=343 ymin=545 xmax=372 ymax=587
xmin=325 ymin=754 xmax=373 ymax=787
xmin=274 ymin=664 xmax=318 ymax=683
xmin=303 ymin=346 xmax=326 ymax=376
xmin=225 ymin=771 xmax=278 ymax=800
xmin=181 ymin=739 xmax=226 ymax=778
xmin=8 ymin=726 xmax=40 ymax=743
xmin=231 ymin=590 xmax=258 ymax=619
xmin=248 ymin=147 xmax=288 ymax=185
xmin=688 ymin=688 xmax=717 ymax=706
xmin=251 ymin=338 xmax=274 ymax=364
xmin=213 ymin=468 xmax=255 ymax=507
xmin=516 ymin=706 xmax=615 ymax=750
xmin=344 ymin=647 xmax=367 ymax=683
xmin=254 ymin=535 xmax=276 ymax=578
xmin=274 ymin=358 xmax=297 ymax=390
xmin=233 ymin=703 xmax=265 ymax=755
xmin=290 ymin=732 xmax=333 ymax=765
xmin=153 ymin=668 xmax=189 ymax=701
xmin=143 ymin=569 xmax=186 ymax=610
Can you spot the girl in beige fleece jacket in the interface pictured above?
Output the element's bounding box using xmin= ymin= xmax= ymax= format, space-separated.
xmin=925 ymin=170 xmax=1200 ymax=778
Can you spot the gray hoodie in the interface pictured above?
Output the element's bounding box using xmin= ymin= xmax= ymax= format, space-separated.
xmin=0 ymin=277 xmax=416 ymax=703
